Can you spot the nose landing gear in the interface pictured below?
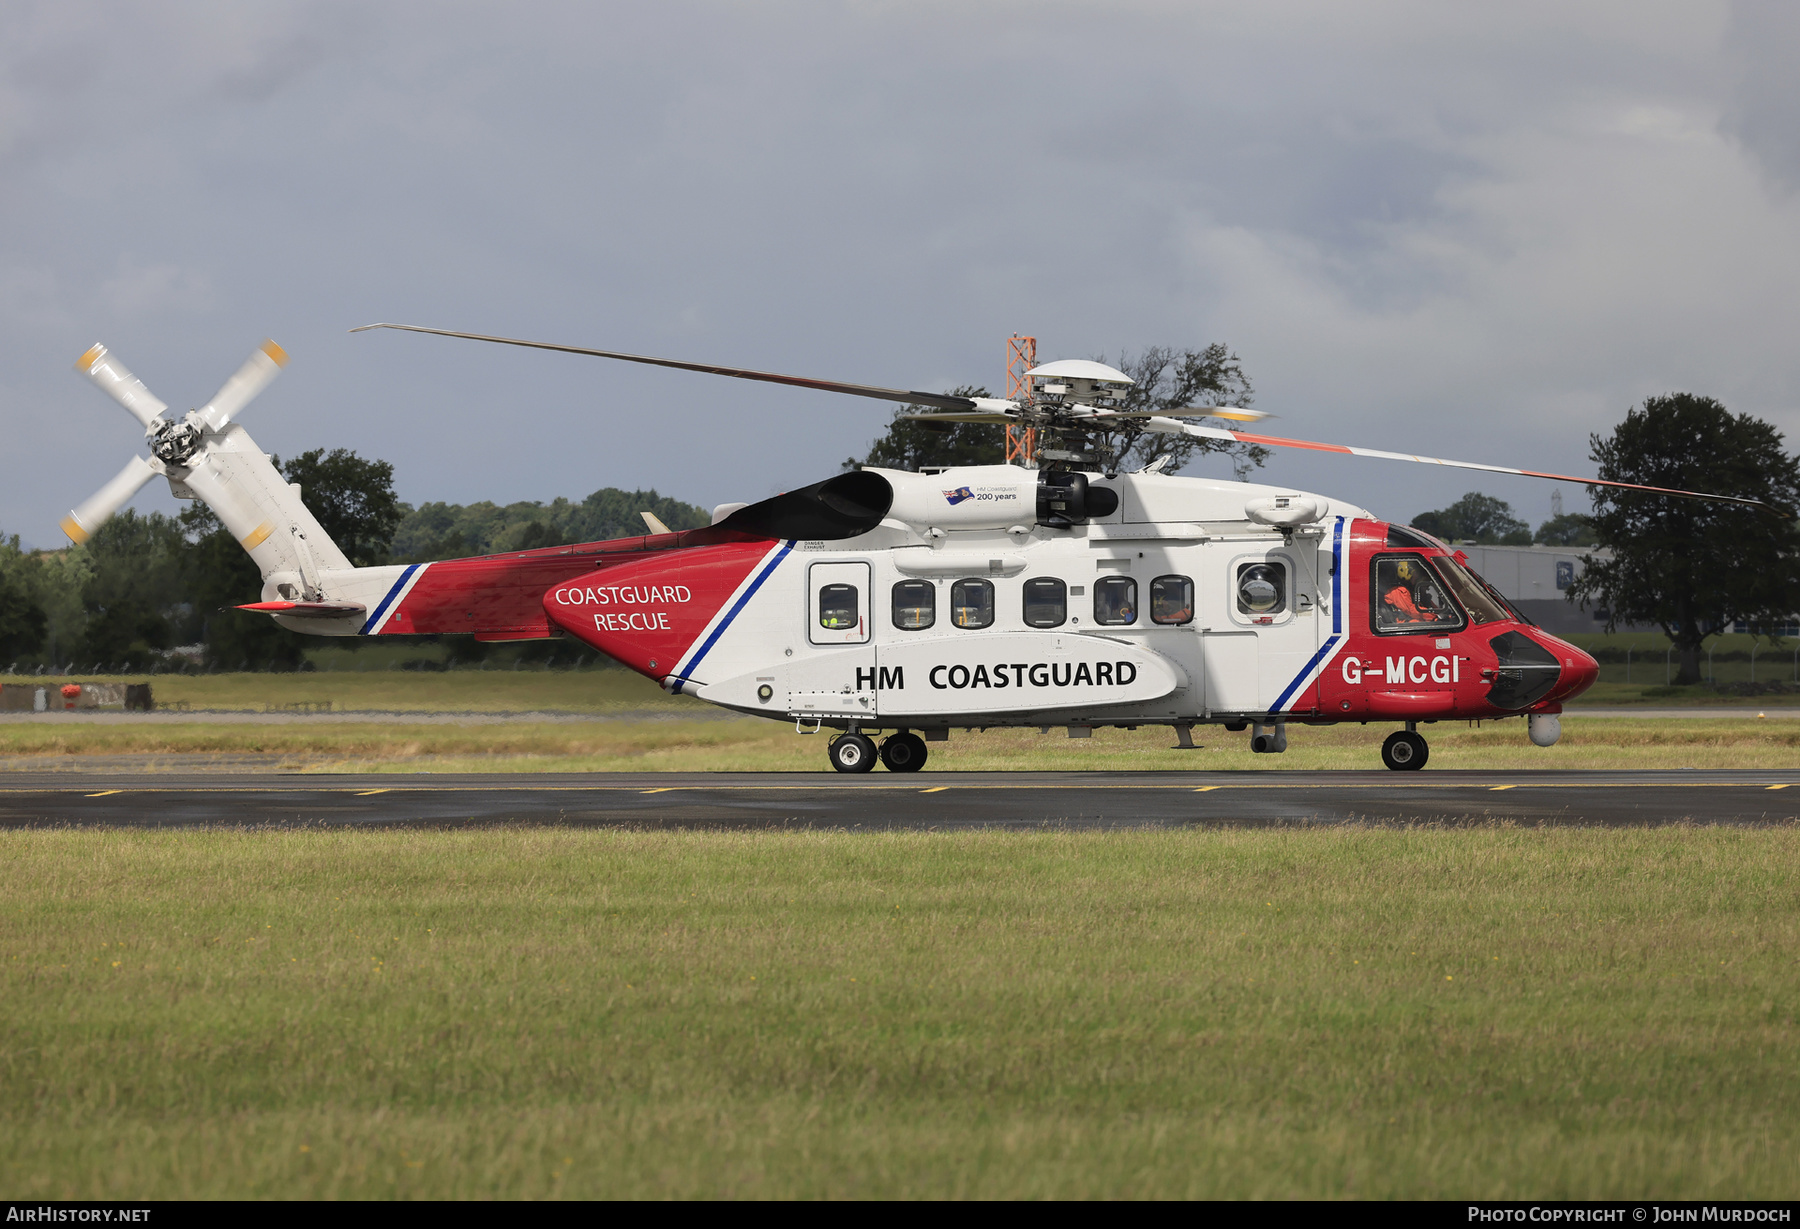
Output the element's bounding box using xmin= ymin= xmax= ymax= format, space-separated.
xmin=1381 ymin=729 xmax=1429 ymax=771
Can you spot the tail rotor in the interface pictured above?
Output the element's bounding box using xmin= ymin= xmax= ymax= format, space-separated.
xmin=62 ymin=339 xmax=289 ymax=543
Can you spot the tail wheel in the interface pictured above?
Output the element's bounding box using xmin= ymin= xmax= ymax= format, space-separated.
xmin=829 ymin=733 xmax=878 ymax=774
xmin=1381 ymin=731 xmax=1429 ymax=771
xmin=880 ymin=732 xmax=928 ymax=773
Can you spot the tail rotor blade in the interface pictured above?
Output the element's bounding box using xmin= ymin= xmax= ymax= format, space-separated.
xmin=74 ymin=345 xmax=169 ymax=430
xmin=195 ymin=340 xmax=288 ymax=431
xmin=61 ymin=456 xmax=158 ymax=543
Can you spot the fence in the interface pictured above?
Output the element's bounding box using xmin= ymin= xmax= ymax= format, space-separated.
xmin=0 ymin=683 xmax=155 ymax=711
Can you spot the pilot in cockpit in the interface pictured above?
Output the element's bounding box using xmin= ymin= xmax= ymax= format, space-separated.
xmin=1379 ymin=558 xmax=1455 ymax=627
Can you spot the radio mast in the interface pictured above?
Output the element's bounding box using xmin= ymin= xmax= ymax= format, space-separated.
xmin=1005 ymin=334 xmax=1037 ymax=467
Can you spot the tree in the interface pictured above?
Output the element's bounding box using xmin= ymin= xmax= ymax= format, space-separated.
xmin=845 ymin=387 xmax=1003 ymax=472
xmin=1411 ymin=492 xmax=1533 ymax=544
xmin=1088 ymin=345 xmax=1267 ymax=477
xmin=1535 ymin=513 xmax=1597 ymax=546
xmin=846 ymin=345 xmax=1270 ymax=478
xmin=0 ymin=534 xmax=46 ymax=663
xmin=389 ymin=487 xmax=710 ymax=561
xmin=77 ymin=511 xmax=194 ymax=669
xmin=282 ymin=448 xmax=405 ymax=567
xmin=1569 ymin=393 xmax=1800 ymax=684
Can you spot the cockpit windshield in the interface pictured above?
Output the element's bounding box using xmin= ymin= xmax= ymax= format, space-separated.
xmin=1434 ymin=556 xmax=1512 ymax=625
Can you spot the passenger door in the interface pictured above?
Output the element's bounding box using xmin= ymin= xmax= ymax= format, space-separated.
xmin=791 ymin=560 xmax=877 ymax=719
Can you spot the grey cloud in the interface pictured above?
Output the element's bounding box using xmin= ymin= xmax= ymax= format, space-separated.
xmin=1724 ymin=0 xmax=1800 ymax=190
xmin=1 ymin=1 xmax=1795 ymax=547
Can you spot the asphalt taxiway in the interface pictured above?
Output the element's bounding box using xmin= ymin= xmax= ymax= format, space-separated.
xmin=1 ymin=769 xmax=1796 ymax=828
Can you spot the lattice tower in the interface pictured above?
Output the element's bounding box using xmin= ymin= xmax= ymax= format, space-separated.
xmin=1005 ymin=334 xmax=1037 ymax=466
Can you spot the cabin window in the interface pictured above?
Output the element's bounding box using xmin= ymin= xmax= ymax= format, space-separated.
xmin=1371 ymin=555 xmax=1466 ymax=634
xmin=1022 ymin=577 xmax=1067 ymax=628
xmin=950 ymin=578 xmax=995 ymax=629
xmin=891 ymin=580 xmax=935 ymax=630
xmin=818 ymin=583 xmax=860 ymax=631
xmin=1151 ymin=575 xmax=1194 ymax=625
xmin=1236 ymin=562 xmax=1286 ymax=616
xmin=1094 ymin=576 xmax=1137 ymax=626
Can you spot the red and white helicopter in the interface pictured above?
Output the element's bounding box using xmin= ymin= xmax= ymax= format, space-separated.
xmin=61 ymin=327 xmax=1765 ymax=772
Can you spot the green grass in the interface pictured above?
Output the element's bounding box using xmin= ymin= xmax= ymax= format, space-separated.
xmin=1573 ymin=683 xmax=1800 ymax=708
xmin=2 ymin=827 xmax=1796 ymax=1198
xmin=3 ymin=716 xmax=1798 ymax=773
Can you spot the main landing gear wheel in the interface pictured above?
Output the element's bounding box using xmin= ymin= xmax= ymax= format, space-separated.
xmin=829 ymin=733 xmax=878 ymax=774
xmin=880 ymin=732 xmax=928 ymax=773
xmin=1381 ymin=731 xmax=1429 ymax=771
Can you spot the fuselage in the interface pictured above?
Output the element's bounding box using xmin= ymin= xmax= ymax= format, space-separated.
xmin=330 ymin=464 xmax=1595 ymax=734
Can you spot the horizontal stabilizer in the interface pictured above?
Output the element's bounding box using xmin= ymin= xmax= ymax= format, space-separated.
xmin=236 ymin=600 xmax=367 ymax=619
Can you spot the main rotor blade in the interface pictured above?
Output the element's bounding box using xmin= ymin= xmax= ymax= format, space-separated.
xmin=195 ymin=340 xmax=288 ymax=431
xmin=898 ymin=412 xmax=1019 ymax=424
xmin=61 ymin=456 xmax=158 ymax=543
xmin=75 ymin=345 xmax=168 ymax=430
xmin=350 ymin=322 xmax=981 ymax=413
xmin=1148 ymin=419 xmax=1778 ymax=511
xmin=1058 ymin=405 xmax=1273 ymax=422
xmin=900 ymin=405 xmax=1273 ymax=426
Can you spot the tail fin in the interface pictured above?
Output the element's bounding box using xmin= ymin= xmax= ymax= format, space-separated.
xmin=178 ymin=422 xmax=350 ymax=599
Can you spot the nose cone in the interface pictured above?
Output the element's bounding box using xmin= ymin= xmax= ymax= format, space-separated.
xmin=1540 ymin=634 xmax=1599 ymax=703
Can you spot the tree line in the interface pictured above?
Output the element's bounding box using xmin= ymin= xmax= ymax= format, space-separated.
xmin=1410 ymin=492 xmax=1597 ymax=547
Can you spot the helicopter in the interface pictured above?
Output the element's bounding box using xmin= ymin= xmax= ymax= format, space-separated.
xmin=60 ymin=326 xmax=1768 ymax=772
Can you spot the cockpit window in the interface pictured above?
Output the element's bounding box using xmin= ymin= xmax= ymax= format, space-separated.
xmin=1371 ymin=555 xmax=1466 ymax=634
xmin=1434 ymin=556 xmax=1510 ymax=625
xmin=1387 ymin=524 xmax=1438 ymax=549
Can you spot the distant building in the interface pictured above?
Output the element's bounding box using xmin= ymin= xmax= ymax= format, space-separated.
xmin=1453 ymin=544 xmax=1620 ymax=636
xmin=1452 ymin=544 xmax=1795 ymax=637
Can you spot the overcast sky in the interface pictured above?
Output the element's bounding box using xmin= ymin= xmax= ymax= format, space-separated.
xmin=4 ymin=1 xmax=1798 ymax=547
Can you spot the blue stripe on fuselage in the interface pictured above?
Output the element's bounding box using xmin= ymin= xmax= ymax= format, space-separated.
xmin=359 ymin=564 xmax=420 ymax=635
xmin=668 ymin=541 xmax=794 ymax=695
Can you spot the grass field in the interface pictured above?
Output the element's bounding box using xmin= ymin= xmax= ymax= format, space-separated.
xmin=2 ymin=827 xmax=1795 ymax=1199
xmin=2 ymin=716 xmax=1798 ymax=773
